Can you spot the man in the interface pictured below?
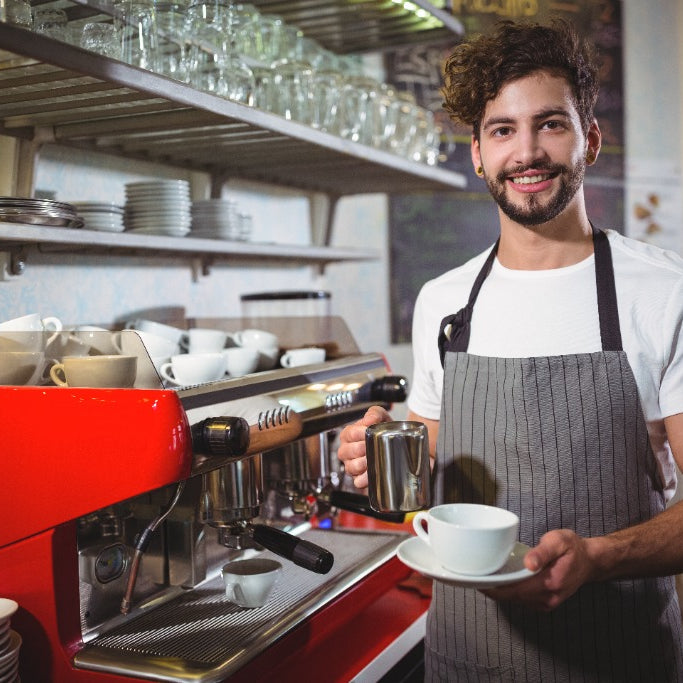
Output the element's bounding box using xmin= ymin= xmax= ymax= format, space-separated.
xmin=338 ymin=20 xmax=683 ymax=681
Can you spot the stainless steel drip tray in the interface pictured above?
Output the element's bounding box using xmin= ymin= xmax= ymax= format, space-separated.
xmin=74 ymin=528 xmax=406 ymax=682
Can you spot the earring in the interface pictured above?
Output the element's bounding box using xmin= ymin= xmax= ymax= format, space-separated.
xmin=475 ymin=166 xmax=484 ymax=177
xmin=586 ymin=152 xmax=595 ymax=165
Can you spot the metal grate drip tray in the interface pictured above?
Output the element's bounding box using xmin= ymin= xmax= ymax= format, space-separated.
xmin=74 ymin=528 xmax=406 ymax=682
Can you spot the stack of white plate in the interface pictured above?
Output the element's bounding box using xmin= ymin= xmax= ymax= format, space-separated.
xmin=124 ymin=180 xmax=192 ymax=237
xmin=190 ymin=199 xmax=239 ymax=240
xmin=72 ymin=202 xmax=125 ymax=233
xmin=0 ymin=598 xmax=20 ymax=683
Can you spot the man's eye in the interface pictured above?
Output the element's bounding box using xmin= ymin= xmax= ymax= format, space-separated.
xmin=492 ymin=126 xmax=511 ymax=137
xmin=543 ymin=120 xmax=562 ymax=130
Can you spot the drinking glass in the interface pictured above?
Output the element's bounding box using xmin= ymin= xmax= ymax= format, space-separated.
xmin=389 ymin=90 xmax=420 ymax=158
xmin=113 ymin=0 xmax=159 ymax=71
xmin=80 ymin=22 xmax=121 ymax=59
xmin=270 ymin=25 xmax=314 ymax=124
xmin=155 ymin=2 xmax=187 ymax=79
xmin=5 ymin=0 xmax=32 ymax=28
xmin=310 ymin=49 xmax=343 ymax=134
xmin=33 ymin=8 xmax=68 ymax=40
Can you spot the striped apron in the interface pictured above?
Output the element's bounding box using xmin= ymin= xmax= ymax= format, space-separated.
xmin=426 ymin=228 xmax=683 ymax=682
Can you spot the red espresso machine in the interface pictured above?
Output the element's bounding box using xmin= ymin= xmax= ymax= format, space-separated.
xmin=0 ymin=320 xmax=430 ymax=683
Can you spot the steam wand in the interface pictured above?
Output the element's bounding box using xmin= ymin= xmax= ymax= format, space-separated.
xmin=120 ymin=480 xmax=186 ymax=615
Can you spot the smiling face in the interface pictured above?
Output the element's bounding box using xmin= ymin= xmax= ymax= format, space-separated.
xmin=472 ymin=70 xmax=601 ymax=229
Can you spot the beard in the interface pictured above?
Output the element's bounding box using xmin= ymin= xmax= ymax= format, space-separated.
xmin=484 ymin=158 xmax=586 ymax=227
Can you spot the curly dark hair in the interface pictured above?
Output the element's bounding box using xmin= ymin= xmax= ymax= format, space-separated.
xmin=442 ymin=19 xmax=600 ymax=139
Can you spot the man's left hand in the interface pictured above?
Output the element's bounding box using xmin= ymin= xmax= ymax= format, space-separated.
xmin=481 ymin=529 xmax=597 ymax=611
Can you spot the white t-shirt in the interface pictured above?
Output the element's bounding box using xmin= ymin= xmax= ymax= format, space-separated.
xmin=407 ymin=230 xmax=683 ymax=499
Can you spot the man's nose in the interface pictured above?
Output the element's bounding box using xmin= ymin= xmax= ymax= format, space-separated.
xmin=514 ymin=130 xmax=545 ymax=166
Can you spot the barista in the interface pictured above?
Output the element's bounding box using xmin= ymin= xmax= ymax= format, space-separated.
xmin=338 ymin=20 xmax=683 ymax=681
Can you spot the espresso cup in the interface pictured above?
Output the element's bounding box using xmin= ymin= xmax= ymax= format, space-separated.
xmin=222 ymin=347 xmax=260 ymax=377
xmin=70 ymin=326 xmax=118 ymax=355
xmin=0 ymin=351 xmax=47 ymax=385
xmin=113 ymin=329 xmax=178 ymax=358
xmin=228 ymin=328 xmax=278 ymax=350
xmin=159 ymin=352 xmax=226 ymax=386
xmin=221 ymin=558 xmax=282 ymax=608
xmin=0 ymin=313 xmax=62 ymax=352
xmin=412 ymin=503 xmax=519 ymax=576
xmin=179 ymin=328 xmax=228 ymax=354
xmin=49 ymin=355 xmax=138 ymax=388
xmin=124 ymin=319 xmax=184 ymax=346
xmin=279 ymin=346 xmax=326 ymax=368
xmin=365 ymin=421 xmax=431 ymax=513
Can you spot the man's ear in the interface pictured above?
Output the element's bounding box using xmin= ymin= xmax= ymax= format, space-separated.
xmin=586 ymin=118 xmax=602 ymax=166
xmin=471 ymin=134 xmax=482 ymax=175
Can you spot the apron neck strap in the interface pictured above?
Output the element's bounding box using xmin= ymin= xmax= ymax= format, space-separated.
xmin=438 ymin=225 xmax=622 ymax=364
xmin=592 ymin=224 xmax=623 ymax=351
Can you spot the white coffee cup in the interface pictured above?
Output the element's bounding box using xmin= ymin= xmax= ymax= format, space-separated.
xmin=412 ymin=503 xmax=519 ymax=576
xmin=125 ymin=319 xmax=185 ymax=346
xmin=228 ymin=328 xmax=278 ymax=350
xmin=49 ymin=355 xmax=138 ymax=388
xmin=159 ymin=352 xmax=226 ymax=386
xmin=179 ymin=328 xmax=228 ymax=354
xmin=70 ymin=325 xmax=118 ymax=355
xmin=0 ymin=313 xmax=62 ymax=352
xmin=223 ymin=347 xmax=260 ymax=377
xmin=0 ymin=351 xmax=47 ymax=385
xmin=280 ymin=346 xmax=326 ymax=368
xmin=113 ymin=329 xmax=178 ymax=358
xmin=256 ymin=345 xmax=279 ymax=370
xmin=221 ymin=558 xmax=282 ymax=608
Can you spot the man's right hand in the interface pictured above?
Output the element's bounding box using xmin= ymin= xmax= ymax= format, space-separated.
xmin=337 ymin=405 xmax=392 ymax=489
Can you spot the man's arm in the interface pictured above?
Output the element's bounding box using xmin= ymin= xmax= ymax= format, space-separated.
xmin=407 ymin=409 xmax=439 ymax=468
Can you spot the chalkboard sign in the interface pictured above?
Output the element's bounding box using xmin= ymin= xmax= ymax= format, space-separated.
xmin=386 ymin=0 xmax=624 ymax=343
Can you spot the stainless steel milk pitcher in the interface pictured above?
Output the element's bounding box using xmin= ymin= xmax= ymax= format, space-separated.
xmin=365 ymin=420 xmax=431 ymax=513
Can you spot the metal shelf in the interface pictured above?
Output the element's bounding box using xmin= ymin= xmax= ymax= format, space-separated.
xmin=0 ymin=22 xmax=467 ymax=196
xmin=0 ymin=222 xmax=379 ymax=270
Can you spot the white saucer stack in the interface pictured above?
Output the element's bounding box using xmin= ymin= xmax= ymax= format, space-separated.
xmin=124 ymin=180 xmax=192 ymax=237
xmin=72 ymin=202 xmax=125 ymax=233
xmin=190 ymin=199 xmax=239 ymax=240
xmin=0 ymin=598 xmax=20 ymax=683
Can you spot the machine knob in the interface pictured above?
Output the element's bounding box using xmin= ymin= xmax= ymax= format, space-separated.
xmin=191 ymin=416 xmax=250 ymax=457
xmin=359 ymin=375 xmax=408 ymax=404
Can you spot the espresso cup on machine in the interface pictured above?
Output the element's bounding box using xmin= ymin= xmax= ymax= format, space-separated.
xmin=365 ymin=420 xmax=431 ymax=513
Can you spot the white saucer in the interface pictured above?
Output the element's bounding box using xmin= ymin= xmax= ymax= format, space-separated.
xmin=396 ymin=537 xmax=538 ymax=588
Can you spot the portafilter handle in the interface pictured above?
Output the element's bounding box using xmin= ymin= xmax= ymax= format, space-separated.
xmin=325 ymin=490 xmax=405 ymax=524
xmin=250 ymin=523 xmax=334 ymax=574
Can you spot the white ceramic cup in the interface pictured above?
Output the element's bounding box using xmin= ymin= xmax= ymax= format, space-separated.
xmin=0 ymin=313 xmax=62 ymax=352
xmin=228 ymin=328 xmax=278 ymax=350
xmin=125 ymin=319 xmax=185 ymax=346
xmin=223 ymin=347 xmax=260 ymax=377
xmin=179 ymin=328 xmax=228 ymax=354
xmin=70 ymin=325 xmax=118 ymax=355
xmin=221 ymin=558 xmax=282 ymax=608
xmin=49 ymin=355 xmax=138 ymax=388
xmin=0 ymin=351 xmax=47 ymax=385
xmin=412 ymin=503 xmax=519 ymax=575
xmin=256 ymin=345 xmax=279 ymax=370
xmin=159 ymin=352 xmax=226 ymax=386
xmin=113 ymin=329 xmax=178 ymax=358
xmin=280 ymin=346 xmax=326 ymax=368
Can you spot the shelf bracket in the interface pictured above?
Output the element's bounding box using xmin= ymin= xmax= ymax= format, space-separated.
xmin=15 ymin=127 xmax=55 ymax=198
xmin=0 ymin=249 xmax=27 ymax=280
xmin=191 ymin=256 xmax=213 ymax=281
xmin=309 ymin=192 xmax=340 ymax=275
